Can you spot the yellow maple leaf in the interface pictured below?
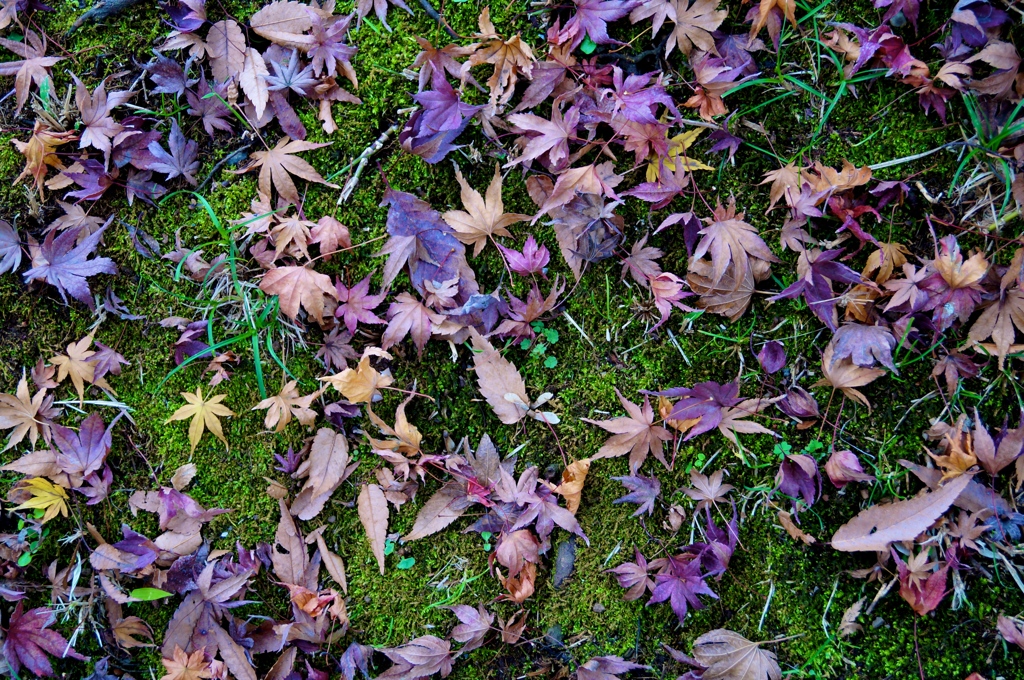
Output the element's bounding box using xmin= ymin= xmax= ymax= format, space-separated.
xmin=646 ymin=128 xmax=713 ymax=182
xmin=165 ymin=388 xmax=235 ymax=453
xmin=12 ymin=477 xmax=69 ymax=523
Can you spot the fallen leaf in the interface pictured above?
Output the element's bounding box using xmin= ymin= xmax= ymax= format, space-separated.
xmin=358 ymin=483 xmax=389 ymax=575
xmin=165 ymin=387 xmax=235 ymax=453
xmin=237 ymin=137 xmax=337 ymax=204
xmin=260 ymin=265 xmax=337 ymax=323
xmin=321 ymin=347 xmax=394 ymax=403
xmin=583 ymin=389 xmax=672 ymax=471
xmin=831 ymin=473 xmax=971 ymax=551
xmin=11 ymin=477 xmax=69 ymax=523
xmin=778 ymin=510 xmax=817 ymax=545
xmin=691 ymin=628 xmax=782 ymax=680
xmin=442 ymin=164 xmax=528 ymax=257
xmin=252 ymin=380 xmax=318 ymax=432
xmin=554 ymin=458 xmax=590 ymax=514
xmin=469 ymin=329 xmax=531 ymax=425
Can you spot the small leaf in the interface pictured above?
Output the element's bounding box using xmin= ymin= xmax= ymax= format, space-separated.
xmin=397 ymin=557 xmax=416 ymax=570
xmin=129 ymin=587 xmax=172 ymax=601
xmin=581 ymin=35 xmax=597 ymax=54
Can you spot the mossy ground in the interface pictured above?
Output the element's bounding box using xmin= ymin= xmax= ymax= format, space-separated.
xmin=2 ymin=0 xmax=1024 ymax=678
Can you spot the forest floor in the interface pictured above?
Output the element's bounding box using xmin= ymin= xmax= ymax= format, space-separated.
xmin=2 ymin=0 xmax=1024 ymax=679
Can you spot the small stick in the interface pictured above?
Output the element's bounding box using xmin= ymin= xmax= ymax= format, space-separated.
xmin=337 ymin=122 xmax=402 ymax=204
xmin=415 ymin=0 xmax=460 ymax=40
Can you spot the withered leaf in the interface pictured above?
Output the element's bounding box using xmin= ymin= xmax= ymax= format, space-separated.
xmin=358 ymin=483 xmax=389 ymax=575
xmin=582 ymin=390 xmax=671 ymax=472
xmin=469 ymin=328 xmax=531 ymax=425
xmin=260 ymin=265 xmax=337 ymax=323
xmin=692 ymin=628 xmax=782 ymax=680
xmin=830 ymin=473 xmax=971 ymax=552
xmin=442 ymin=165 xmax=527 ymax=257
xmin=238 ymin=137 xmax=337 ymax=205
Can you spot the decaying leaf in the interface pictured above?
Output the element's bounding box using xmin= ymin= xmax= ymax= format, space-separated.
xmin=831 ymin=473 xmax=971 ymax=552
xmin=691 ymin=628 xmax=782 ymax=680
xmin=358 ymin=483 xmax=389 ymax=575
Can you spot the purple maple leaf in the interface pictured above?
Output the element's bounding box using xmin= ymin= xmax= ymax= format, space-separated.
xmin=607 ymin=549 xmax=654 ymax=601
xmin=52 ymin=412 xmax=114 ymax=479
xmin=611 ymin=474 xmax=660 ymax=516
xmin=275 ymin=446 xmax=302 ymax=474
xmin=143 ymin=51 xmax=195 ymax=99
xmin=24 ymin=224 xmax=117 ymax=309
xmin=266 ymin=47 xmax=318 ymax=96
xmin=126 ymin=168 xmax=168 ymax=206
xmin=3 ymin=602 xmax=87 ymax=677
xmin=605 ymin=67 xmax=678 ymax=125
xmin=91 ymin=341 xmax=130 ymax=381
xmin=648 ymin=554 xmax=718 ymax=625
xmin=558 ymin=0 xmax=640 ymax=49
xmin=148 ymin=119 xmax=199 ymax=185
xmin=65 ymin=159 xmax=117 ymax=201
xmin=768 ymin=248 xmax=862 ymax=331
xmin=186 ymin=72 xmax=232 ymax=137
xmin=161 ymin=0 xmax=206 ymax=32
xmin=577 ymin=656 xmax=649 ymax=680
xmin=307 ymin=11 xmax=358 ymax=80
xmin=335 ymin=275 xmax=387 ymax=334
xmin=400 ymin=71 xmax=483 ymax=163
xmin=111 ymin=116 xmax=162 ymax=169
xmin=498 ymin=235 xmax=550 ymax=277
xmin=875 ymin=0 xmax=921 ymax=30
xmin=653 ymin=380 xmax=741 ymax=440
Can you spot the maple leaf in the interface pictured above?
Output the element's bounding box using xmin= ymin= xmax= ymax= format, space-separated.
xmin=554 ymin=457 xmax=591 ymax=514
xmin=967 ymin=288 xmax=1024 ymax=370
xmin=12 ymin=120 xmax=77 ymax=197
xmin=863 ymin=241 xmax=910 ymax=284
xmin=684 ymin=51 xmax=745 ymax=119
xmin=24 ymin=225 xmax=117 ymax=310
xmin=0 ymin=374 xmax=56 ymax=450
xmin=612 ymin=474 xmax=660 ymax=516
xmin=607 ymin=549 xmax=655 ymax=600
xmin=355 ymin=0 xmax=412 ymax=31
xmin=335 ymin=275 xmax=387 ymax=334
xmin=160 ymin=646 xmax=213 ymax=680
xmin=577 ymin=656 xmax=649 ymax=680
xmin=498 ymin=234 xmax=550 ymax=277
xmin=52 ymin=412 xmax=113 ymax=481
xmin=664 ymin=0 xmax=727 ymax=58
xmin=185 ymin=73 xmax=232 ymax=137
xmin=443 ymin=165 xmax=528 ymax=257
xmin=691 ymin=628 xmax=782 ymax=680
xmin=507 ymin=104 xmax=579 ymax=170
xmin=307 ymin=11 xmax=358 ymax=83
xmin=997 ymin=615 xmax=1024 ymax=651
xmin=813 ymin=339 xmax=886 ymax=410
xmin=321 ymin=347 xmax=394 ymax=403
xmin=760 ymin=161 xmax=805 ymax=212
xmin=309 ymin=215 xmax=351 ymax=260
xmin=682 ymin=469 xmax=734 ymax=511
xmin=376 ymin=188 xmax=477 ymax=297
xmin=2 ymin=602 xmax=87 ymax=677
xmin=748 ymin=0 xmax=797 ymax=48
xmin=558 ymin=0 xmax=641 ymax=50
xmin=649 ymin=554 xmax=718 ymax=624
xmin=412 ymin=38 xmax=477 ymax=92
xmin=252 ymin=380 xmax=317 ymax=432
xmin=694 ymin=198 xmax=778 ymax=290
xmin=11 ymin=477 xmax=69 ymax=523
xmin=50 ymin=332 xmax=108 ymax=402
xmin=165 ymin=387 xmax=235 ymax=453
xmin=265 ymin=47 xmax=318 ymax=95
xmin=316 ymin=326 xmax=359 ymax=371
xmin=401 ymin=71 xmax=483 ymax=163
xmin=769 ymin=248 xmax=863 ymax=331
xmin=0 ymin=29 xmax=63 ymax=115
xmin=583 ymin=389 xmax=672 ymax=471
xmin=260 ymin=265 xmax=337 ymax=323
xmin=144 ymin=51 xmax=196 ymax=99
xmin=148 ymin=120 xmax=199 ymax=185
xmin=464 ymin=8 xmax=535 ymax=109
xmin=448 ymin=604 xmax=493 ymax=652
xmin=237 ymin=137 xmax=337 ymax=204
xmin=621 ymin=235 xmax=663 ymax=286
xmin=269 ymin=213 xmax=315 ymax=260
xmin=379 ymin=635 xmax=454 ymax=679
xmin=382 ymin=292 xmax=443 ymax=356
xmin=72 ymin=74 xmax=134 ymax=161
xmin=830 ymin=323 xmax=897 ymax=373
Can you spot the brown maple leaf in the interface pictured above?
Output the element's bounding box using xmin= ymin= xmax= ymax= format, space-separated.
xmin=0 ymin=374 xmax=57 ymax=451
xmin=682 ymin=469 xmax=734 ymax=510
xmin=694 ymin=197 xmax=778 ymax=289
xmin=760 ymin=162 xmax=804 ymax=212
xmin=667 ymin=0 xmax=728 ymax=57
xmin=967 ymin=288 xmax=1024 ymax=370
xmin=72 ymin=74 xmax=134 ymax=161
xmin=464 ymin=7 xmax=535 ymax=109
xmin=442 ymin=165 xmax=528 ymax=257
xmin=237 ymin=137 xmax=338 ymax=204
xmin=51 ymin=333 xmax=111 ymax=402
xmin=260 ymin=265 xmax=337 ymax=323
xmin=270 ymin=213 xmax=316 ymax=260
xmin=582 ymin=389 xmax=672 ymax=472
xmin=862 ymin=241 xmax=911 ymax=284
xmin=382 ymin=292 xmax=443 ymax=356
xmin=748 ymin=0 xmax=798 ymax=46
xmin=0 ymin=29 xmax=63 ymax=115
xmin=12 ymin=120 xmax=77 ymax=197
xmin=321 ymin=347 xmax=394 ymax=404
xmin=161 ymin=646 xmax=213 ymax=680
xmin=812 ymin=339 xmax=886 ymax=410
xmin=252 ymin=380 xmax=319 ymax=432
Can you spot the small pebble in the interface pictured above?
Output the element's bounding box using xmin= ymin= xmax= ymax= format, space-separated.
xmin=871 ymin=617 xmax=885 ymax=629
xmin=592 ymin=603 xmax=606 ymax=614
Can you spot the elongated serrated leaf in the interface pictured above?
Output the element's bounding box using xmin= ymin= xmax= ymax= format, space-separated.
xmin=358 ymin=483 xmax=388 ymax=575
